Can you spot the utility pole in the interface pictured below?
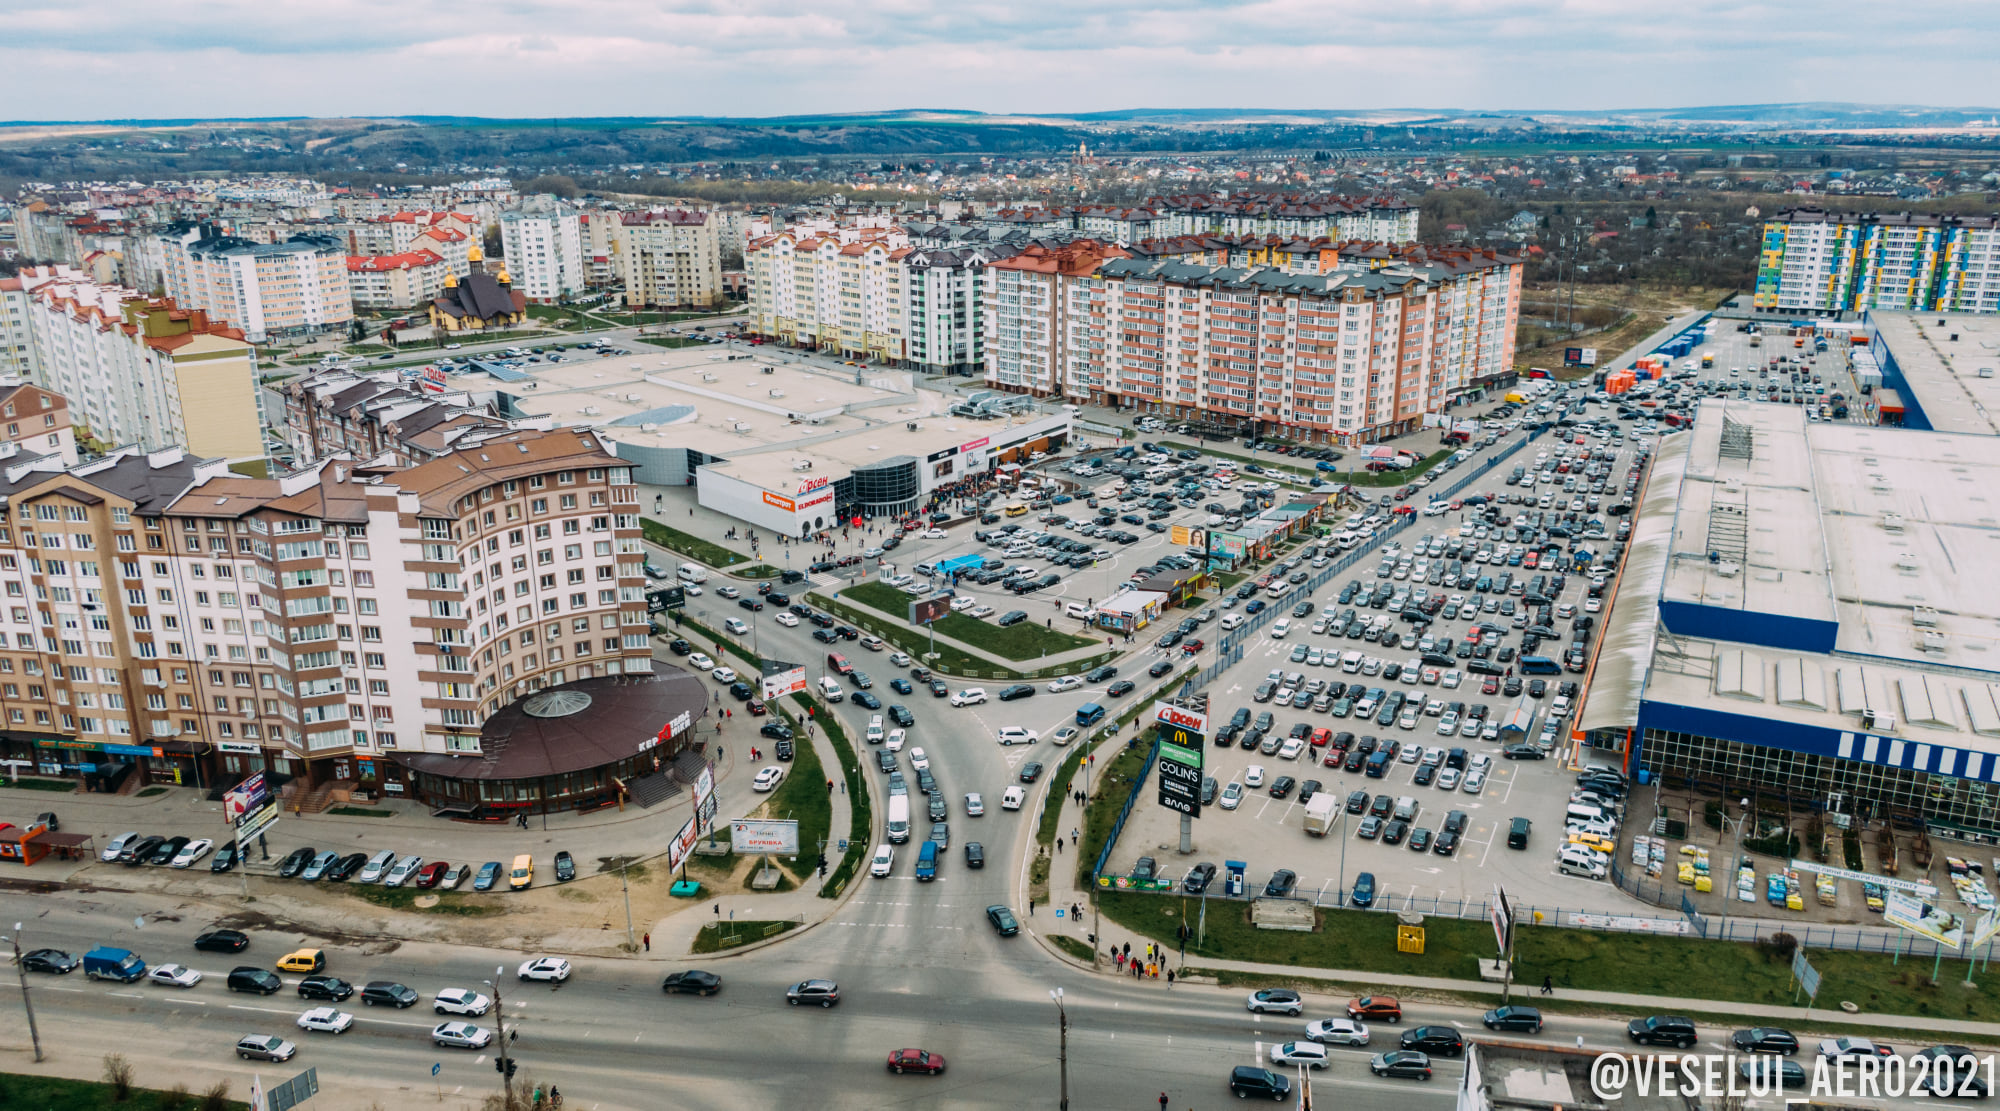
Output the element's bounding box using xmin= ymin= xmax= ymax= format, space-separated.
xmin=487 ymin=965 xmax=513 ymax=1106
xmin=1050 ymin=988 xmax=1070 ymax=1111
xmin=621 ymin=858 xmax=636 ymax=950
xmin=5 ymin=923 xmax=44 ymax=1062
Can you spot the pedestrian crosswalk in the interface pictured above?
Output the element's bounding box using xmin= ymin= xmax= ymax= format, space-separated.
xmin=810 ymin=573 xmax=842 ymax=589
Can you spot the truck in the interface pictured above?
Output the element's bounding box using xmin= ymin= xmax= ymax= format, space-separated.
xmin=83 ymin=946 xmax=146 ymax=983
xmin=1303 ymin=793 xmax=1340 ymax=836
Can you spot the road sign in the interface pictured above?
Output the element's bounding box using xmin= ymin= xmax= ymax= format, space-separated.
xmin=1791 ymin=948 xmax=1821 ymax=1001
xmin=432 ymin=1063 xmax=441 ymax=1077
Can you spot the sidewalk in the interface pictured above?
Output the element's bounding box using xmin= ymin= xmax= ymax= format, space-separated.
xmin=1035 ymin=777 xmax=2000 ymax=1039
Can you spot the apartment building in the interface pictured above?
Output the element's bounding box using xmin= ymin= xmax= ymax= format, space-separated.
xmin=343 ymin=211 xmax=481 ymax=259
xmin=1152 ymin=192 xmax=1419 ymax=244
xmin=23 ymin=273 xmax=263 ymax=461
xmin=580 ymin=212 xmax=619 ymax=291
xmin=0 ymin=428 xmax=662 ymax=806
xmin=614 ymin=210 xmax=723 ymax=309
xmin=0 ymin=379 xmax=76 ymax=464
xmin=162 ymin=227 xmax=352 ymax=339
xmin=345 ymin=248 xmax=452 ymax=311
xmin=987 ymin=246 xmax=1519 ymax=445
xmin=0 ymin=273 xmax=39 ymax=378
xmin=282 ymin=367 xmax=507 ymax=469
xmin=498 ymin=195 xmax=584 ymax=303
xmin=903 ymin=247 xmax=1004 ymax=376
xmin=1755 ymin=207 xmax=2000 ymax=316
xmin=745 ymin=223 xmax=910 ymax=359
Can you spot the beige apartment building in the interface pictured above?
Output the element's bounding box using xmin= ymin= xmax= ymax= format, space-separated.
xmin=163 ymin=228 xmax=353 ymax=340
xmin=613 ymin=210 xmax=724 ymax=309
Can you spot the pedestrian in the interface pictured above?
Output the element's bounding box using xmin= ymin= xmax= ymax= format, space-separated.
xmin=643 ymin=932 xmax=651 ymax=952
xmin=1028 ymin=898 xmax=1034 ymax=916
xmin=1167 ymin=969 xmax=1175 ymax=987
xmin=1123 ymin=941 xmax=1131 ymax=958
xmin=1056 ymin=838 xmax=1064 ymax=853
xmin=1160 ymin=1094 xmax=1170 ymax=1110
xmin=826 ymin=778 xmax=834 ymax=793
xmin=1115 ymin=951 xmax=1124 ymax=971
xmin=1541 ymin=975 xmax=1553 ymax=996
xmin=714 ymin=903 xmax=720 ymax=917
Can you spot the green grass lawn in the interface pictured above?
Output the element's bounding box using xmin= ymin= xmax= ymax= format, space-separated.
xmin=809 ymin=694 xmax=871 ymax=898
xmin=641 ymin=517 xmax=757 ymax=569
xmin=0 ymin=1073 xmax=248 ymax=1110
xmin=807 ymin=590 xmax=1116 ymax=681
xmin=692 ymin=919 xmax=799 ymax=953
xmin=634 ymin=335 xmax=712 ymax=349
xmin=837 ymin=581 xmax=1097 ymax=660
xmin=757 ymin=703 xmax=830 ymax=880
xmin=1095 ymin=890 xmax=2000 ymax=1022
xmin=0 ymin=776 xmax=76 ymax=792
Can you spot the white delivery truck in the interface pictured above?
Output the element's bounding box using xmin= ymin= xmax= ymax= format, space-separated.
xmin=1303 ymin=794 xmax=1339 ymax=836
xmin=677 ymin=563 xmax=709 ymax=584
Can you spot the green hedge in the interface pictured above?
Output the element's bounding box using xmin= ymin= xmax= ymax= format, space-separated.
xmin=806 ymin=694 xmax=871 ymax=898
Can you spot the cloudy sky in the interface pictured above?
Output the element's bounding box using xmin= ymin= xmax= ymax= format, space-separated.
xmin=6 ymin=0 xmax=1997 ymax=121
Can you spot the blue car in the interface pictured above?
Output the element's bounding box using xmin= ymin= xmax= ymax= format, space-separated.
xmin=473 ymin=861 xmax=503 ymax=891
xmin=1351 ymin=871 xmax=1376 ymax=909
xmin=1245 ymin=600 xmax=1266 ymax=615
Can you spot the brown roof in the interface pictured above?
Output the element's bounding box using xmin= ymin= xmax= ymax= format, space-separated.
xmin=391 ymin=667 xmax=709 ymax=781
xmin=396 ymin=427 xmax=622 ymax=517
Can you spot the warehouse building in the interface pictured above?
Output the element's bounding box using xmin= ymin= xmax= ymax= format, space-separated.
xmin=1861 ymin=311 xmax=2000 ymax=435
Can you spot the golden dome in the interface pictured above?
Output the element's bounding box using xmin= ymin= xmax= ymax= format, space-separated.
xmin=443 ymin=272 xmax=458 ymax=287
xmin=469 ymin=245 xmax=484 ymax=262
xmin=496 ymin=267 xmax=511 ymax=284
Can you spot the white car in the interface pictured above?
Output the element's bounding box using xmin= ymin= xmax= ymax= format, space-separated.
xmin=866 ymin=714 xmax=885 ymax=743
xmin=996 ymin=727 xmax=1038 ymax=746
xmin=1271 ymin=619 xmax=1291 ymax=639
xmin=715 ymin=585 xmax=741 ymax=600
xmin=297 ymin=1007 xmax=355 ymax=1035
xmin=683 ymin=584 xmax=703 ymax=596
xmin=776 ymin=612 xmax=799 ymax=627
xmin=951 ymin=688 xmax=988 ymax=707
xmin=385 ymin=853 xmax=425 ymax=887
xmin=870 ymin=844 xmax=895 ymax=877
xmin=712 ymin=666 xmax=737 ymax=683
xmin=889 ymin=652 xmax=913 ymax=666
xmin=1278 ymin=738 xmax=1304 ymax=761
xmin=1244 ymin=764 xmax=1266 ymax=788
xmin=752 ymin=766 xmax=787 ymax=792
xmin=432 ymin=988 xmax=492 ymax=1016
xmin=1819 ymin=1037 xmax=1882 ymax=1062
xmin=950 ymin=596 xmax=976 ymax=612
xmin=432 ymin=1021 xmax=493 ymax=1049
xmin=970 ymin=606 xmax=995 ymax=619
xmin=964 ymin=793 xmax=985 ymax=816
xmin=687 ymin=652 xmax=715 ymax=671
xmin=922 ymin=528 xmax=947 ymax=539
xmin=1001 ymin=786 xmax=1027 ymax=810
xmin=148 ymin=963 xmax=203 ymax=988
xmin=908 ymin=747 xmax=930 ymax=771
xmin=885 ymin=728 xmax=906 ymax=752
xmin=517 ymin=958 xmax=572 ymax=983
xmin=1048 ymin=675 xmax=1083 ymax=693
xmin=723 ymin=618 xmax=749 ymax=635
xmin=1304 ymin=1017 xmax=1371 ymax=1045
xmin=1219 ymin=782 xmax=1244 ymax=809
xmin=170 ymin=838 xmax=214 ymax=868
xmin=1437 ymin=767 xmax=1461 ymax=790
xmin=1463 ymin=770 xmax=1487 ymax=795
xmin=1270 ymin=1041 xmax=1330 ymax=1069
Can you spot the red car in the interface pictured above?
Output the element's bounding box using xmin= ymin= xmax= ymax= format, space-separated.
xmin=1481 ymin=676 xmax=1500 ymax=695
xmin=887 ymin=1048 xmax=946 ymax=1075
xmin=746 ymin=699 xmax=767 ymax=716
xmin=413 ymin=861 xmax=450 ymax=889
xmin=1181 ymin=639 xmax=1204 ymax=656
xmin=1348 ymin=995 xmax=1403 ymax=1022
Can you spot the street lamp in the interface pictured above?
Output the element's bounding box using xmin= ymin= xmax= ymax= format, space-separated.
xmin=2 ymin=923 xmax=43 ymax=1062
xmin=1049 ymin=987 xmax=1070 ymax=1111
xmin=485 ymin=965 xmax=513 ymax=1105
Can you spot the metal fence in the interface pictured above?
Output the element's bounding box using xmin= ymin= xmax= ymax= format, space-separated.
xmin=1091 ymin=739 xmax=1161 ymax=884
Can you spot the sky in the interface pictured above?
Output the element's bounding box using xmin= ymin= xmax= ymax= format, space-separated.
xmin=5 ymin=0 xmax=1999 ymax=121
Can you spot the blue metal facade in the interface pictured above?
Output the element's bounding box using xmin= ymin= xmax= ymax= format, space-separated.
xmin=1655 ymin=600 xmax=1839 ymax=654
xmin=1862 ymin=310 xmax=1935 ymax=430
xmin=1636 ymin=698 xmax=2000 ymax=787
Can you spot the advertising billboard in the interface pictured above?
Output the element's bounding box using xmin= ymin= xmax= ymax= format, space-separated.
xmin=761 ymin=659 xmax=808 ymax=701
xmin=1154 ymin=704 xmax=1205 ymax=817
xmin=1884 ymin=890 xmax=1964 ymax=949
xmin=909 ymin=595 xmax=952 ymax=626
xmin=667 ymin=816 xmax=699 ymax=873
xmin=1209 ymin=532 xmax=1248 ymax=561
xmin=692 ymin=765 xmax=717 ymax=834
xmin=223 ymin=772 xmax=269 ymax=823
xmin=730 ymin=818 xmax=802 ymax=856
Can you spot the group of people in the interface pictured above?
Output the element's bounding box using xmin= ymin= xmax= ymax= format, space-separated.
xmin=1111 ymin=940 xmax=1172 ymax=983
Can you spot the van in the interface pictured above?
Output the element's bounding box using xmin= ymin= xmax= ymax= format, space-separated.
xmin=886 ymin=794 xmax=912 ymax=843
xmin=1507 ymin=817 xmax=1532 ymax=849
xmin=1392 ymin=796 xmax=1419 ymax=822
xmin=1219 ymin=613 xmax=1247 ymax=631
xmin=677 ymin=563 xmax=709 ymax=584
xmin=914 ymin=840 xmax=939 ymax=882
xmin=1565 ymin=803 xmax=1606 ymax=826
xmin=866 ymin=715 xmax=885 ymax=743
xmin=818 ymin=676 xmax=845 ymax=701
xmin=827 ymin=653 xmax=854 ymax=675
xmin=508 ymin=854 xmax=534 ymax=890
xmin=1075 ymin=702 xmax=1106 ymax=728
xmin=1005 ymin=503 xmax=1029 ymax=518
xmin=1519 ymin=655 xmax=1562 ymax=675
xmin=1341 ymin=651 xmax=1364 ymax=673
xmin=870 ymin=844 xmax=895 ymax=878
xmin=1364 ymin=751 xmax=1391 ymax=778
xmin=1558 ymin=845 xmax=1608 ymax=879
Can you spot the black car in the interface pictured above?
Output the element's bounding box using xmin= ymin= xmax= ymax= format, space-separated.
xmin=362 ymin=981 xmax=420 ymax=1008
xmin=668 ymin=638 xmax=693 ymax=655
xmin=228 ymin=967 xmax=283 ymax=995
xmin=327 ymin=852 xmax=367 ymax=881
xmin=1270 ymin=776 xmax=1296 ymax=800
xmin=1106 ymin=680 xmax=1136 ymax=697
xmin=1502 ymin=744 xmax=1546 ymax=760
xmin=928 ymin=679 xmax=950 ymax=697
xmin=194 ymin=929 xmax=251 ymax=953
xmin=661 ymin=970 xmax=723 ymax=996
xmin=1148 ymin=659 xmax=1174 ymax=677
xmin=1731 ymin=1027 xmax=1799 ymax=1055
xmin=964 ymin=842 xmax=985 ymax=869
xmin=1381 ymin=819 xmax=1409 ymax=845
xmin=148 ymin=835 xmax=191 ymax=865
xmin=1433 ymin=830 xmax=1459 ymax=856
xmin=1737 ymin=1058 xmax=1808 ymax=1090
xmin=277 ymin=847 xmax=318 ymax=878
xmin=774 ymin=737 xmax=795 ymax=761
xmin=1914 ymin=1047 xmax=1990 ymax=1097
xmin=1263 ymin=869 xmax=1298 ymax=897
xmin=1627 ymin=1015 xmax=1698 ymax=1048
xmin=21 ymin=948 xmax=77 ymax=974
xmin=1369 ymin=1051 xmax=1433 ymax=1080
xmin=1229 ymin=1066 xmax=1291 ymax=1100
xmin=760 ymin=722 xmax=794 ymax=741
xmin=1019 ymin=762 xmax=1044 ymax=782
xmin=728 ymin=681 xmax=753 ymax=701
xmin=1483 ymin=1005 xmax=1544 ymax=1033
xmin=554 ymin=851 xmax=576 ymax=882
xmin=997 ymin=684 xmax=1034 ymax=702
xmin=297 ymin=975 xmax=355 ymax=1001
xmin=1401 ymin=1026 xmax=1465 ymax=1056
xmin=889 ymin=704 xmax=916 ymax=727
xmin=1183 ymin=862 xmax=1217 ymax=893
xmin=853 ymin=691 xmax=882 ymax=710
xmin=210 ymin=838 xmax=241 ymax=873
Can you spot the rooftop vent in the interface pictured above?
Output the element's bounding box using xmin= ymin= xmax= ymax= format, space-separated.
xmin=1896 ymin=553 xmax=1920 ymax=572
xmin=1913 ymin=606 xmax=1941 ymax=628
xmin=1881 ymin=512 xmax=1905 ymax=533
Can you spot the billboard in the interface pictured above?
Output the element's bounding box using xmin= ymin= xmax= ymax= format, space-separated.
xmin=1171 ymin=525 xmax=1207 ymax=549
xmin=667 ymin=816 xmax=699 ymax=873
xmin=692 ymin=766 xmax=718 ymax=834
xmin=761 ymin=659 xmax=807 ymax=701
xmin=647 ymin=586 xmax=685 ymax=613
xmin=1154 ymin=704 xmax=1205 ymax=817
xmin=223 ymin=772 xmax=270 ymax=823
xmin=1788 ymin=860 xmax=1937 ymax=898
xmin=909 ymin=595 xmax=951 ymax=626
xmin=1884 ymin=890 xmax=1964 ymax=949
xmin=1563 ymin=346 xmax=1599 ymax=367
xmin=1971 ymin=908 xmax=2000 ymax=950
xmin=1209 ymin=532 xmax=1248 ymax=561
xmin=731 ymin=818 xmax=802 ymax=855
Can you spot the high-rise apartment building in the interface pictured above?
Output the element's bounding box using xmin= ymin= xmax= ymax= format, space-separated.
xmin=162 ymin=227 xmax=352 ymax=340
xmin=744 ymin=224 xmax=910 ymax=360
xmin=613 ymin=210 xmax=723 ymax=309
xmin=1755 ymin=207 xmax=2000 ymax=316
xmin=498 ymin=195 xmax=585 ymax=304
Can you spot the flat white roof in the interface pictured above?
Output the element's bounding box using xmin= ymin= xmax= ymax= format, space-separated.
xmin=1869 ymin=312 xmax=2000 ymax=437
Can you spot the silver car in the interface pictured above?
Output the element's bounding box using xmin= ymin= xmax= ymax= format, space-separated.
xmin=432 ymin=1021 xmax=493 ymax=1049
xmin=384 ymin=854 xmax=425 ymax=887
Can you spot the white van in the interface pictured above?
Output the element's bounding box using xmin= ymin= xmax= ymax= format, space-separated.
xmin=870 ymin=844 xmax=895 ymax=877
xmin=677 ymin=563 xmax=709 ymax=584
xmin=886 ymin=794 xmax=911 ymax=843
xmin=1219 ymin=614 xmax=1247 ymax=631
xmin=866 ymin=715 xmax=885 ymax=743
xmin=818 ymin=676 xmax=845 ymax=702
xmin=1340 ymin=651 xmax=1364 ymax=673
xmin=1564 ymin=803 xmax=1606 ymax=826
xmin=1271 ymin=619 xmax=1291 ymax=639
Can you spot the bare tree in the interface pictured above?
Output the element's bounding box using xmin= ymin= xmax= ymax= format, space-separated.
xmin=102 ymin=1053 xmax=135 ymax=1101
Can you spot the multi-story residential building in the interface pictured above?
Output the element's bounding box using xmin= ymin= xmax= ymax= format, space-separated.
xmin=614 ymin=210 xmax=723 ymax=309
xmin=903 ymin=247 xmax=1004 ymax=376
xmin=1151 ymin=192 xmax=1418 ymax=243
xmin=23 ymin=272 xmax=264 ymax=460
xmin=281 ymin=367 xmax=508 ymax=468
xmin=162 ymin=226 xmax=352 ymax=339
xmin=0 ymin=379 xmax=77 ymax=464
xmin=1755 ymin=207 xmax=2000 ymax=316
xmin=345 ymin=249 xmax=452 ymax=311
xmin=580 ymin=212 xmax=619 ymax=291
xmin=0 ymin=427 xmax=668 ymax=807
xmin=343 ymin=211 xmax=482 ymax=258
xmin=1070 ymin=205 xmax=1171 ymax=246
xmin=0 ymin=272 xmax=40 ymax=378
xmin=498 ymin=195 xmax=584 ymax=303
xmin=987 ymin=244 xmax=1519 ymax=444
xmin=745 ymin=223 xmax=910 ymax=359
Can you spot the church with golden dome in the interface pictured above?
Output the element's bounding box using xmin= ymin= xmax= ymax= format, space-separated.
xmin=427 ymin=244 xmax=528 ymax=332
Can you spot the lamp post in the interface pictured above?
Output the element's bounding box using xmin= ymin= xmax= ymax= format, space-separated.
xmin=1049 ymin=987 xmax=1070 ymax=1111
xmin=2 ymin=923 xmax=44 ymax=1062
xmin=485 ymin=965 xmax=512 ymax=1106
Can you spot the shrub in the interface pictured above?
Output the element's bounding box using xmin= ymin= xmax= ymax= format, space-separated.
xmin=102 ymin=1054 xmax=134 ymax=1101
